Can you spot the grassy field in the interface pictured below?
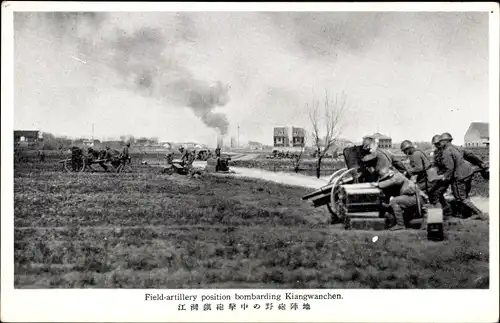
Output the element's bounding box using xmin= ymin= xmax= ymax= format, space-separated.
xmin=14 ymin=158 xmax=489 ymax=288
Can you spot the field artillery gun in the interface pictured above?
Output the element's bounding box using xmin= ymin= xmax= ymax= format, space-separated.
xmin=59 ymin=147 xmax=129 ymax=173
xmin=161 ymin=152 xmax=200 ymax=176
xmin=302 ymin=146 xmax=389 ymax=230
xmin=303 ymin=145 xmax=490 ymax=232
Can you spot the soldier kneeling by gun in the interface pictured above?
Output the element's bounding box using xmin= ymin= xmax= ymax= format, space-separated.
xmin=371 ymin=167 xmax=426 ymax=231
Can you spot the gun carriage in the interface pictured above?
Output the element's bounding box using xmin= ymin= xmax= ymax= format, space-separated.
xmin=59 ymin=147 xmax=129 ymax=173
xmin=302 ymin=146 xmax=386 ymax=229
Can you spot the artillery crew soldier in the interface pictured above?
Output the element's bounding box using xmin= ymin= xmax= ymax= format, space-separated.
xmin=117 ymin=142 xmax=131 ymax=171
xmin=38 ymin=150 xmax=46 ymax=162
xmin=179 ymin=146 xmax=190 ymax=165
xmin=120 ymin=142 xmax=130 ymax=161
xmin=373 ymin=167 xmax=425 ymax=231
xmin=400 ymin=140 xmax=432 ymax=195
xmin=360 ymin=135 xmax=409 ymax=180
xmin=437 ymin=132 xmax=485 ymax=217
xmin=427 ymin=134 xmax=453 ymax=218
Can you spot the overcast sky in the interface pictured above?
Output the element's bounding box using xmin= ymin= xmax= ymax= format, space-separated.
xmin=14 ymin=11 xmax=489 ymax=146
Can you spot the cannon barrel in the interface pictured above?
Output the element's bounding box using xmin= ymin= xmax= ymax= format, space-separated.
xmin=302 ymin=184 xmax=333 ymax=200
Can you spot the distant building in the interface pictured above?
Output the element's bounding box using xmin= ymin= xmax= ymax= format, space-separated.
xmin=82 ymin=139 xmax=95 ymax=147
xmin=248 ymin=141 xmax=264 ymax=150
xmin=372 ymin=132 xmax=392 ymax=149
xmin=273 ymin=127 xmax=290 ymax=147
xmin=292 ymin=127 xmax=306 ymax=147
xmin=464 ymin=122 xmax=489 ymax=147
xmin=14 ymin=130 xmax=42 ymax=143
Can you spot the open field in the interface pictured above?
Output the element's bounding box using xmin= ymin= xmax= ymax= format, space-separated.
xmin=14 ymin=157 xmax=490 ymax=289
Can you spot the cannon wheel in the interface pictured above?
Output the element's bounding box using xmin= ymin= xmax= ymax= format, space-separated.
xmin=64 ymin=156 xmax=86 ymax=173
xmin=326 ymin=168 xmax=359 ymax=224
xmin=324 ymin=168 xmax=348 ymax=223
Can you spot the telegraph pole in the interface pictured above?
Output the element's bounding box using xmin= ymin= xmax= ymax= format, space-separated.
xmin=237 ymin=124 xmax=240 ymax=148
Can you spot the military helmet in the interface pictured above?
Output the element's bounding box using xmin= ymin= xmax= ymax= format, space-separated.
xmin=378 ymin=167 xmax=394 ymax=181
xmin=362 ymin=135 xmax=375 ymax=150
xmin=440 ymin=132 xmax=453 ymax=142
xmin=431 ymin=134 xmax=441 ymax=145
xmin=126 ymin=142 xmax=131 ymax=147
xmin=400 ymin=140 xmax=414 ymax=151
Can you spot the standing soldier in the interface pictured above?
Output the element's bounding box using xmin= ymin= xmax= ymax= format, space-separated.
xmin=400 ymin=140 xmax=432 ymax=195
xmin=38 ymin=150 xmax=46 ymax=162
xmin=439 ymin=132 xmax=489 ymax=175
xmin=179 ymin=146 xmax=190 ymax=165
xmin=437 ymin=132 xmax=484 ymax=217
xmin=427 ymin=134 xmax=453 ymax=218
xmin=118 ymin=142 xmax=131 ymax=172
xmin=215 ymin=147 xmax=222 ymax=171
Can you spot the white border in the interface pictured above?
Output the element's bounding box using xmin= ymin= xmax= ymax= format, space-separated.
xmin=2 ymin=2 xmax=499 ymax=322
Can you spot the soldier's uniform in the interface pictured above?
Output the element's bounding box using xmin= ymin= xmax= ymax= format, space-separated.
xmin=454 ymin=145 xmax=489 ymax=178
xmin=377 ymin=169 xmax=424 ymax=230
xmin=120 ymin=144 xmax=130 ymax=161
xmin=406 ymin=148 xmax=431 ymax=192
xmin=361 ymin=149 xmax=409 ymax=179
xmin=179 ymin=147 xmax=190 ymax=165
xmin=441 ymin=143 xmax=483 ymax=216
xmin=427 ymin=146 xmax=452 ymax=216
xmin=118 ymin=143 xmax=131 ymax=170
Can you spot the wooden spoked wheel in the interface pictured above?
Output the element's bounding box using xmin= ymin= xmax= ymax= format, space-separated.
xmin=326 ymin=168 xmax=359 ymax=224
xmin=64 ymin=156 xmax=86 ymax=173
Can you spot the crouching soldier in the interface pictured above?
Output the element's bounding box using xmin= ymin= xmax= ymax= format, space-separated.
xmin=437 ymin=133 xmax=485 ymax=217
xmin=372 ymin=167 xmax=425 ymax=231
xmin=361 ymin=135 xmax=409 ymax=178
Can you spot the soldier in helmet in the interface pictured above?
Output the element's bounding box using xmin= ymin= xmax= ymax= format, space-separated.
xmin=400 ymin=140 xmax=432 ymax=194
xmin=372 ymin=167 xmax=424 ymax=231
xmin=444 ymin=132 xmax=489 ymax=173
xmin=118 ymin=142 xmax=131 ymax=171
xmin=179 ymin=146 xmax=190 ymax=165
xmin=360 ymin=135 xmax=409 ymax=179
xmin=427 ymin=134 xmax=453 ymax=217
xmin=437 ymin=132 xmax=484 ymax=217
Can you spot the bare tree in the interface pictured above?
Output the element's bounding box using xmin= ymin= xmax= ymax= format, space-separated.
xmin=308 ymin=90 xmax=348 ymax=178
xmin=293 ymin=135 xmax=307 ymax=173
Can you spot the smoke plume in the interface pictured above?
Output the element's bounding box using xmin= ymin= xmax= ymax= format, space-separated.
xmin=25 ymin=12 xmax=232 ymax=135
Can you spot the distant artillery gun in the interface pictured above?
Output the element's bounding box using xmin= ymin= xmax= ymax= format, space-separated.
xmin=161 ymin=152 xmax=198 ymax=176
xmin=205 ymin=148 xmax=233 ymax=173
xmin=59 ymin=147 xmax=130 ymax=173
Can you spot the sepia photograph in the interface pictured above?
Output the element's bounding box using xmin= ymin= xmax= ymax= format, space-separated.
xmin=2 ymin=2 xmax=499 ymax=322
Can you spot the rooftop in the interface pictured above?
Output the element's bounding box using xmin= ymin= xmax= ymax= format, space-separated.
xmin=372 ymin=132 xmax=391 ymax=140
xmin=274 ymin=127 xmax=289 ymax=136
xmin=292 ymin=127 xmax=305 ymax=137
xmin=466 ymin=122 xmax=489 ymax=138
xmin=14 ymin=130 xmax=40 ymax=137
